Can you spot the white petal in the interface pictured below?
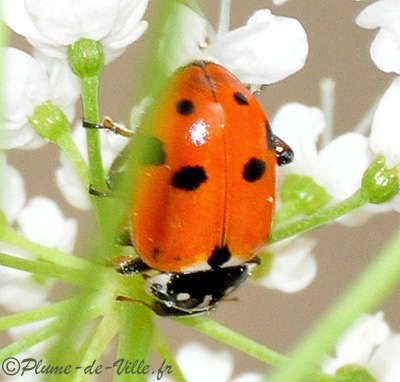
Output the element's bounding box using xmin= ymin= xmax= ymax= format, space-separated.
xmin=273 ymin=0 xmax=290 ymax=5
xmin=159 ymin=3 xmax=209 ymax=74
xmin=100 ymin=130 xmax=129 ymax=170
xmin=25 ymin=0 xmax=118 ymax=45
xmin=317 ymin=133 xmax=372 ymax=201
xmin=322 ymin=312 xmax=391 ymax=374
xmin=317 ymin=133 xmax=393 ymax=225
xmin=102 ymin=0 xmax=148 ymax=51
xmin=1 ymin=48 xmax=49 ymax=149
xmin=71 ymin=121 xmax=128 ymax=169
xmin=356 ymin=0 xmax=400 ymax=74
xmin=258 ymin=237 xmax=317 ymax=293
xmin=55 ymin=157 xmax=91 ymax=210
xmin=8 ymin=318 xmax=54 ymax=340
xmin=369 ymin=334 xmax=400 ymax=382
xmin=56 ymin=125 xmax=90 ymax=210
xmin=370 ymin=26 xmax=400 ymax=74
xmin=148 ymin=375 xmax=174 ymax=382
xmin=16 ymin=197 xmax=77 ymax=253
xmin=33 ymin=51 xmax=80 ymax=118
xmin=231 ymin=373 xmax=264 ymax=382
xmin=0 ymin=160 xmax=26 ymax=224
xmin=356 ymin=0 xmax=400 ymax=29
xmin=55 ymin=122 xmax=128 ymax=210
xmin=2 ymin=0 xmax=45 ymax=44
xmin=210 ymin=9 xmax=308 ymax=85
xmin=2 ymin=125 xmax=45 ymax=150
xmin=370 ymin=77 xmax=400 ymax=167
xmin=272 ymin=103 xmax=325 ymax=176
xmin=4 ymin=0 xmax=148 ymax=62
xmin=0 ymin=265 xmax=50 ymax=311
xmin=177 ymin=342 xmax=233 ymax=382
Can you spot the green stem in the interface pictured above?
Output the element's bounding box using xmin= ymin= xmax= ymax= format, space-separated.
xmin=73 ymin=313 xmax=119 ymax=382
xmin=0 ymin=319 xmax=64 ymax=361
xmin=0 ymin=298 xmax=81 ymax=331
xmin=0 ymin=227 xmax=91 ymax=270
xmin=79 ymin=75 xmax=119 ymax=259
xmin=181 ymin=317 xmax=286 ymax=366
xmin=114 ymin=303 xmax=154 ymax=382
xmin=270 ymin=190 xmax=369 ymax=244
xmin=80 ymin=76 xmax=105 ymax=191
xmin=0 ymin=301 xmax=105 ymax=361
xmin=273 ymin=200 xmax=302 ymax=226
xmin=0 ymin=251 xmax=115 ymax=291
xmin=57 ymin=132 xmax=90 ymax=188
xmin=268 ymin=223 xmax=400 ymax=382
xmin=153 ymin=328 xmax=187 ymax=382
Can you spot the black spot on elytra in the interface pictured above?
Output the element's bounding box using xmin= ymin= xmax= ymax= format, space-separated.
xmin=242 ymin=158 xmax=266 ymax=182
xmin=233 ymin=91 xmax=248 ymax=105
xmin=171 ymin=166 xmax=207 ymax=191
xmin=208 ymin=245 xmax=232 ymax=269
xmin=176 ymin=99 xmax=194 ymax=115
xmin=137 ymin=134 xmax=166 ymax=166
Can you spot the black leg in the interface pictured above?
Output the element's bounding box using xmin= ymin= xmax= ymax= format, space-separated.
xmin=114 ymin=256 xmax=150 ymax=275
xmin=83 ymin=117 xmax=133 ymax=138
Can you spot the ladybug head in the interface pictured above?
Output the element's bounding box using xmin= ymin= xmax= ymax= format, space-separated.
xmin=145 ymin=261 xmax=258 ymax=316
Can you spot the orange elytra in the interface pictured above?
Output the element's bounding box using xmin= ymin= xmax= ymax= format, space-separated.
xmin=118 ymin=61 xmax=293 ymax=316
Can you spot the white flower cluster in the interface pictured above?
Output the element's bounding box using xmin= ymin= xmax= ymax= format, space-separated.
xmin=323 ymin=312 xmax=400 ymax=382
xmin=260 ymin=0 xmax=400 ymax=295
xmin=148 ymin=342 xmax=263 ymax=382
xmin=159 ymin=2 xmax=308 ymax=89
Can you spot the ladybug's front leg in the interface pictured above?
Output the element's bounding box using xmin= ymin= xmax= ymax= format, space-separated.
xmin=114 ymin=256 xmax=151 ymax=276
xmin=83 ymin=117 xmax=133 ymax=137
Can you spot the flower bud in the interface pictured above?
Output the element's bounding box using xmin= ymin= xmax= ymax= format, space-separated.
xmin=68 ymin=38 xmax=104 ymax=78
xmin=280 ymin=175 xmax=331 ymax=215
xmin=336 ymin=364 xmax=376 ymax=382
xmin=29 ymin=101 xmax=70 ymax=144
xmin=361 ymin=155 xmax=399 ymax=204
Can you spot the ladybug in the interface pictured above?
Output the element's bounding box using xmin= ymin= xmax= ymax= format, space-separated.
xmin=101 ymin=61 xmax=293 ymax=316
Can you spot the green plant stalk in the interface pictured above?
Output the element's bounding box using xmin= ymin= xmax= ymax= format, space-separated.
xmin=270 ymin=190 xmax=369 ymax=243
xmin=0 ymin=302 xmax=106 ymax=361
xmin=273 ymin=200 xmax=302 ymax=226
xmin=0 ymin=298 xmax=81 ymax=331
xmin=57 ymin=132 xmax=90 ymax=188
xmin=268 ymin=223 xmax=400 ymax=382
xmin=0 ymin=251 xmax=114 ymax=291
xmin=153 ymin=328 xmax=187 ymax=382
xmin=72 ymin=313 xmax=119 ymax=382
xmin=114 ymin=303 xmax=154 ymax=382
xmin=0 ymin=227 xmax=91 ymax=270
xmin=0 ymin=319 xmax=65 ymax=361
xmin=79 ymin=75 xmax=119 ymax=255
xmin=182 ymin=317 xmax=286 ymax=366
xmin=80 ymin=75 xmax=104 ymax=191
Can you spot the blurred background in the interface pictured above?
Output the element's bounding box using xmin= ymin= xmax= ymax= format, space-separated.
xmin=5 ymin=0 xmax=400 ymax=378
